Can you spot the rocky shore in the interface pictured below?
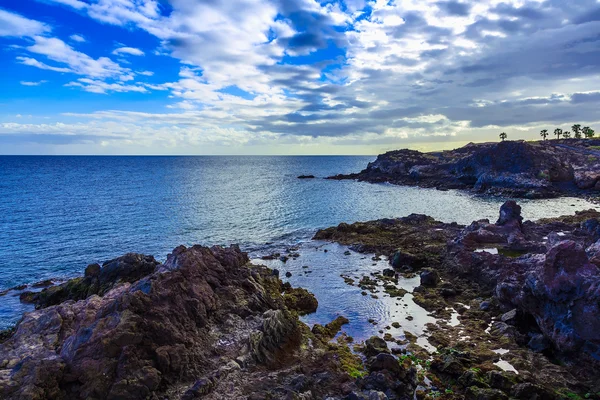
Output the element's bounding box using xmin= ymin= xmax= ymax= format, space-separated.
xmin=315 ymin=201 xmax=600 ymax=399
xmin=328 ymin=139 xmax=600 ymax=199
xmin=2 ymin=202 xmax=600 ymax=399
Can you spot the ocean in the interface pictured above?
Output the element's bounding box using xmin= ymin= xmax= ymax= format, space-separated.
xmin=0 ymin=156 xmax=595 ymax=331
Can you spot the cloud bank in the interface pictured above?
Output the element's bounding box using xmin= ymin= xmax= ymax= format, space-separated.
xmin=1 ymin=0 xmax=600 ymax=154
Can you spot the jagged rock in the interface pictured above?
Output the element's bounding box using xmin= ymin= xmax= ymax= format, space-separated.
xmin=486 ymin=371 xmax=513 ymax=392
xmin=84 ymin=263 xmax=101 ymax=277
xmin=250 ymin=309 xmax=300 ymax=365
xmin=496 ymin=201 xmax=523 ymax=228
xmin=391 ymin=250 xmax=426 ymax=270
xmin=586 ymin=239 xmax=600 ymax=266
xmin=574 ymin=169 xmax=600 ymax=189
xmin=363 ymin=336 xmax=389 ymax=357
xmin=28 ymin=253 xmax=159 ymax=309
xmin=369 ymin=353 xmax=401 ymax=376
xmin=325 ymin=140 xmax=600 ymax=198
xmin=283 ymin=287 xmax=318 ymax=315
xmin=0 ymin=245 xmax=313 ymax=399
xmin=311 ymin=316 xmax=349 ymax=340
xmin=420 ymin=269 xmax=439 ymax=287
xmin=496 ymin=240 xmax=600 ymax=357
xmin=382 ymin=269 xmax=395 ymax=278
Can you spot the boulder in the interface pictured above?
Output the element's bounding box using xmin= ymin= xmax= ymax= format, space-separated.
xmin=283 ymin=287 xmax=318 ymax=315
xmin=420 ymin=269 xmax=440 ymax=287
xmin=369 ymin=353 xmax=401 ymax=376
xmin=496 ymin=201 xmax=523 ymax=228
xmin=363 ymin=336 xmax=389 ymax=357
xmin=391 ymin=250 xmax=427 ymax=270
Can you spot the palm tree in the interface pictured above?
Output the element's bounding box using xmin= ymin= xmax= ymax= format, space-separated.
xmin=540 ymin=129 xmax=549 ymax=140
xmin=499 ymin=132 xmax=507 ymax=141
xmin=583 ymin=127 xmax=596 ymax=138
xmin=572 ymin=124 xmax=582 ymax=139
xmin=554 ymin=128 xmax=563 ymax=140
xmin=563 ymin=130 xmax=571 ymax=139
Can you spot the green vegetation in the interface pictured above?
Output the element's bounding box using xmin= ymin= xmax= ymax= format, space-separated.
xmin=554 ymin=128 xmax=563 ymax=139
xmin=499 ymin=132 xmax=507 ymax=141
xmin=334 ymin=340 xmax=367 ymax=378
xmin=536 ymin=124 xmax=595 ymax=140
xmin=583 ymin=126 xmax=596 ymax=138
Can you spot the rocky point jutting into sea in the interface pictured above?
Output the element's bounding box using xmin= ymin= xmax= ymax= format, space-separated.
xmin=1 ymin=201 xmax=600 ymax=399
xmin=328 ymin=139 xmax=600 ymax=199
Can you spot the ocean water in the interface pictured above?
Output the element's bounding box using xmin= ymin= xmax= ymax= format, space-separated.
xmin=0 ymin=156 xmax=596 ymax=329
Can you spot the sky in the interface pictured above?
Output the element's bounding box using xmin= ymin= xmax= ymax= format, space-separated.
xmin=1 ymin=0 xmax=600 ymax=155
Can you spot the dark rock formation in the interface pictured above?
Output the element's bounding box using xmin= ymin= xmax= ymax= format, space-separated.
xmin=21 ymin=253 xmax=159 ymax=308
xmin=283 ymin=287 xmax=318 ymax=315
xmin=496 ymin=200 xmax=523 ymax=228
xmin=328 ymin=139 xmax=600 ymax=198
xmin=0 ymin=245 xmax=354 ymax=399
xmin=297 ymin=175 xmax=315 ymax=179
xmin=496 ymin=240 xmax=600 ymax=358
xmin=420 ymin=269 xmax=439 ymax=287
xmin=318 ymin=201 xmax=600 ymax=398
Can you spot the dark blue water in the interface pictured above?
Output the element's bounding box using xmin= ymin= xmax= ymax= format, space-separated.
xmin=0 ymin=156 xmax=595 ymax=329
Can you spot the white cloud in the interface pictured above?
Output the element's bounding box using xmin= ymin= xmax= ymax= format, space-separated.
xmin=4 ymin=0 xmax=600 ymax=153
xmin=47 ymin=0 xmax=87 ymax=10
xmin=69 ymin=34 xmax=86 ymax=42
xmin=65 ymin=78 xmax=148 ymax=94
xmin=20 ymin=80 xmax=48 ymax=86
xmin=25 ymin=36 xmax=126 ymax=78
xmin=17 ymin=57 xmax=72 ymax=73
xmin=112 ymin=47 xmax=145 ymax=56
xmin=0 ymin=9 xmax=49 ymax=37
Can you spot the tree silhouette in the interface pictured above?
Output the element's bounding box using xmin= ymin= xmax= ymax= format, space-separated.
xmin=554 ymin=128 xmax=563 ymax=140
xmin=583 ymin=127 xmax=596 ymax=138
xmin=540 ymin=129 xmax=549 ymax=140
xmin=499 ymin=132 xmax=507 ymax=141
xmin=572 ymin=124 xmax=582 ymax=139
xmin=563 ymin=130 xmax=571 ymax=139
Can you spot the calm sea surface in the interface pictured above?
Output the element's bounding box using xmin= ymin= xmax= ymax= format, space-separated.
xmin=0 ymin=156 xmax=596 ymax=330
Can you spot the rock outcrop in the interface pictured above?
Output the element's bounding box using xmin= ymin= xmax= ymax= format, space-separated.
xmin=317 ymin=201 xmax=600 ymax=398
xmin=0 ymin=245 xmax=354 ymax=400
xmin=328 ymin=139 xmax=600 ymax=198
xmin=21 ymin=253 xmax=159 ymax=308
xmin=496 ymin=240 xmax=600 ymax=358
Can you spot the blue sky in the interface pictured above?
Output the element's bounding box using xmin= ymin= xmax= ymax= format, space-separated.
xmin=1 ymin=0 xmax=600 ymax=154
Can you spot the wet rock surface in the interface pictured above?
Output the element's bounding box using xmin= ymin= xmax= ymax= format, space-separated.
xmin=315 ymin=201 xmax=600 ymax=399
xmin=328 ymin=140 xmax=600 ymax=199
xmin=4 ymin=202 xmax=600 ymax=399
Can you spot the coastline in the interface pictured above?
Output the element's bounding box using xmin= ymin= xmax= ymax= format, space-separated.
xmin=2 ymin=202 xmax=600 ymax=399
xmin=328 ymin=140 xmax=600 ymax=200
